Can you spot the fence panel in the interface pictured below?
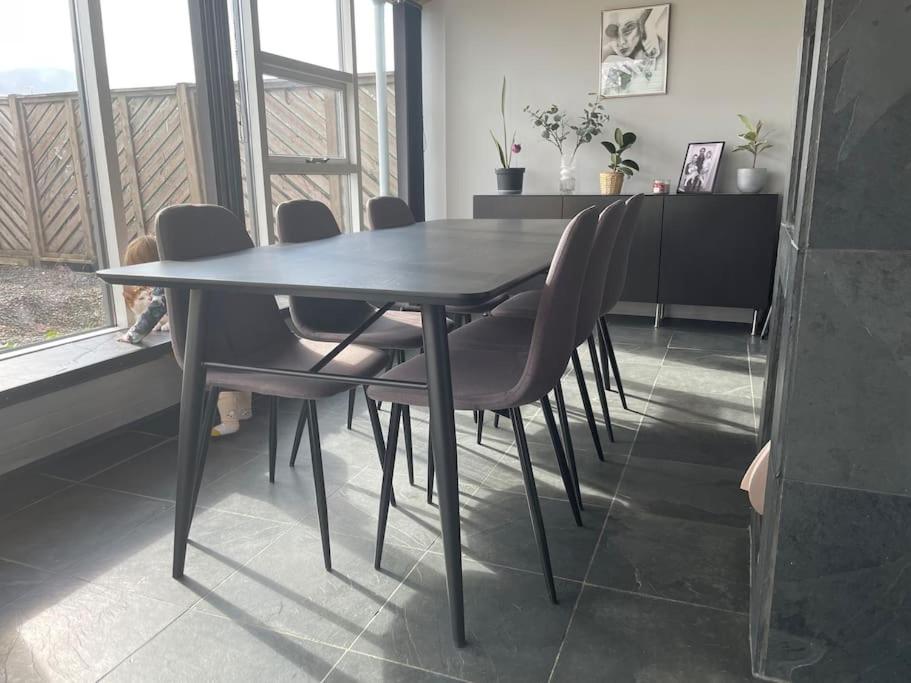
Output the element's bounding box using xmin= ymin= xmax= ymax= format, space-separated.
xmin=0 ymin=78 xmax=397 ymax=265
xmin=0 ymin=100 xmax=30 ymax=260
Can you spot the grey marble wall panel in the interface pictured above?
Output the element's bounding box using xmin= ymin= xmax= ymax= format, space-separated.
xmin=807 ymin=0 xmax=911 ymax=251
xmin=763 ymin=480 xmax=911 ymax=681
xmin=780 ymin=249 xmax=911 ymax=496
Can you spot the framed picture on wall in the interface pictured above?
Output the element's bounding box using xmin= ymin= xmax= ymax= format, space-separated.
xmin=677 ymin=142 xmax=725 ymax=193
xmin=599 ymin=4 xmax=670 ymax=98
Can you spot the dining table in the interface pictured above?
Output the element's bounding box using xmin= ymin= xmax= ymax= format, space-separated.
xmin=97 ymin=217 xmax=570 ymax=647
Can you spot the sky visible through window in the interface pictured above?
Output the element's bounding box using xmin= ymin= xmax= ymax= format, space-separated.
xmin=0 ymin=0 xmax=393 ymax=95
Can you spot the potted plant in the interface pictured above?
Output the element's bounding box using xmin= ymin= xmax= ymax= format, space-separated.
xmin=600 ymin=127 xmax=639 ymax=194
xmin=491 ymin=77 xmax=523 ymax=195
xmin=525 ymin=95 xmax=608 ymax=194
xmin=733 ymin=114 xmax=772 ymax=193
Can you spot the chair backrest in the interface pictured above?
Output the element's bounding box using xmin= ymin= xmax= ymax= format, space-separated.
xmin=275 ymin=199 xmax=342 ymax=244
xmin=275 ymin=199 xmax=375 ymax=336
xmin=156 ymin=204 xmax=290 ymax=366
xmin=600 ymin=193 xmax=645 ymax=315
xmin=574 ymin=200 xmax=626 ymax=344
xmin=366 ymin=196 xmax=415 ymax=230
xmin=499 ymin=206 xmax=599 ymax=407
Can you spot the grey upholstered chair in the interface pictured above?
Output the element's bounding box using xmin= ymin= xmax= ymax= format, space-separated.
xmin=364 ymin=196 xmax=509 ymax=323
xmin=367 ymin=207 xmax=600 ymax=602
xmin=454 ymin=200 xmax=627 ymax=507
xmin=276 ymin=199 xmax=435 ymax=485
xmin=595 ymin=194 xmax=645 ymax=410
xmin=157 ymin=204 xmax=390 ymax=571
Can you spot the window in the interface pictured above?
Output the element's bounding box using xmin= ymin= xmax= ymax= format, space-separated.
xmin=0 ymin=0 xmax=110 ymax=352
xmin=100 ymin=0 xmax=205 ymax=243
xmin=355 ymin=0 xmax=398 ymax=205
xmin=257 ymin=0 xmax=341 ymax=71
xmin=235 ymin=0 xmax=362 ymax=240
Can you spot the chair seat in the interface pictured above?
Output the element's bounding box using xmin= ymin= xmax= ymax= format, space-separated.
xmin=299 ymin=309 xmax=431 ymax=349
xmin=446 ymin=314 xmax=534 ymax=351
xmin=447 ymin=292 xmax=510 ymax=315
xmin=491 ymin=289 xmax=540 ymax=319
xmin=209 ymin=337 xmax=390 ymax=400
xmin=366 ymin=345 xmax=529 ymax=411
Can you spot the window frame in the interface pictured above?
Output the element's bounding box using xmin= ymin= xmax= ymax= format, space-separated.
xmin=235 ymin=0 xmax=365 ymax=245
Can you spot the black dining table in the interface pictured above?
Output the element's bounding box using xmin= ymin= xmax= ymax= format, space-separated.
xmin=97 ymin=217 xmax=569 ymax=646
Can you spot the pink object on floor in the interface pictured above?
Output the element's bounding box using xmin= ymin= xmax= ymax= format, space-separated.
xmin=741 ymin=441 xmax=771 ymax=515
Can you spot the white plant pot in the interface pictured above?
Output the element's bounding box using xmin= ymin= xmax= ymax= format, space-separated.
xmin=737 ymin=167 xmax=768 ymax=194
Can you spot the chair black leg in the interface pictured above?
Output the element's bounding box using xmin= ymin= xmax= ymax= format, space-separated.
xmin=426 ymin=439 xmax=434 ymax=504
xmin=403 ymin=405 xmax=414 ymax=486
xmin=510 ymin=406 xmax=557 ymax=604
xmin=476 ymin=410 xmax=485 ymax=444
xmin=306 ymin=401 xmax=331 ymax=571
xmin=375 ymin=403 xmax=403 ymax=569
xmin=346 ymin=388 xmax=356 ymax=430
xmin=364 ymin=388 xmax=395 ymax=508
xmin=601 ymin=318 xmax=629 ymax=411
xmin=493 ymin=413 xmax=500 ymax=429
xmin=587 ymin=335 xmax=615 ymax=443
xmin=571 ymin=349 xmax=605 ymax=462
xmin=554 ymin=381 xmax=583 ymax=511
xmin=396 ymin=351 xmax=414 ymax=486
xmin=596 ymin=319 xmax=611 ymax=392
xmin=187 ymin=387 xmax=220 ymax=536
xmin=289 ymin=402 xmax=309 ymax=467
xmin=268 ymin=395 xmax=278 ymax=482
xmin=540 ymin=395 xmax=582 ymax=526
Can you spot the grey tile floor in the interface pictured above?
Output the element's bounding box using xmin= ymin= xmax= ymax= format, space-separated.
xmin=0 ymin=318 xmax=765 ymax=681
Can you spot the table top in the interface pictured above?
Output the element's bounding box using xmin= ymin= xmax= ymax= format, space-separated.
xmin=97 ymin=218 xmax=568 ymax=306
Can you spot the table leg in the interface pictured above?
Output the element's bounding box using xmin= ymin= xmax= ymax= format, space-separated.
xmin=421 ymin=304 xmax=465 ymax=648
xmin=173 ymin=288 xmax=208 ymax=578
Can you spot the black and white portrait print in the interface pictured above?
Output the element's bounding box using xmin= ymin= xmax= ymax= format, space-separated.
xmin=600 ymin=4 xmax=670 ymax=98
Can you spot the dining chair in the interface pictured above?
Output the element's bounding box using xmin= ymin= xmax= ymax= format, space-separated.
xmin=276 ymin=199 xmax=445 ymax=487
xmin=156 ymin=204 xmax=391 ymax=571
xmin=451 ymin=200 xmax=626 ymax=508
xmin=595 ymin=194 xmax=645 ymax=411
xmin=367 ymin=206 xmax=600 ymax=603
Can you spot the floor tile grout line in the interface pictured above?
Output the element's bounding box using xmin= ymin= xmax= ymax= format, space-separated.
xmin=0 ymin=481 xmax=78 ymax=525
xmin=99 ymin=519 xmax=304 ymax=680
xmin=41 ymin=435 xmax=178 ymax=485
xmin=319 ymin=406 xmax=542 ymax=683
xmin=341 ymin=648 xmax=474 ymax=682
xmin=746 ymin=341 xmax=759 ymax=432
xmin=546 ymin=333 xmax=674 ymax=682
xmin=413 ymin=548 xmax=750 ymax=618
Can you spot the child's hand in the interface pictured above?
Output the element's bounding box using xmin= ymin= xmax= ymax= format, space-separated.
xmin=117 ymin=333 xmax=133 ymax=343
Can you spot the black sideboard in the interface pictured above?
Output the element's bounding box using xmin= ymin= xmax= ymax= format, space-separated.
xmin=474 ymin=193 xmax=780 ymax=326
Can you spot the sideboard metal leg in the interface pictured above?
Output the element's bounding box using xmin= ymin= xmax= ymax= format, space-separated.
xmin=654 ymin=304 xmax=664 ymax=328
xmin=751 ymin=309 xmax=760 ymax=336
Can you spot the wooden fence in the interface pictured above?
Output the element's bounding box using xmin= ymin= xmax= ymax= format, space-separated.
xmin=0 ymin=76 xmax=396 ymax=266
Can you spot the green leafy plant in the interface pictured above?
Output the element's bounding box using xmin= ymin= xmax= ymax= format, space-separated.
xmin=490 ymin=77 xmax=521 ymax=169
xmin=601 ymin=128 xmax=640 ymax=176
xmin=733 ymin=114 xmax=772 ymax=168
xmin=524 ymin=94 xmax=608 ymax=160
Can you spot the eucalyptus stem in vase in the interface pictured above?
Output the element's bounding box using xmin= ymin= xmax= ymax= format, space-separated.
xmin=525 ymin=94 xmax=608 ymax=194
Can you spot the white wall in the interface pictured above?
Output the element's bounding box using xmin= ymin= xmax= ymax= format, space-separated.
xmin=423 ymin=0 xmax=805 ymax=219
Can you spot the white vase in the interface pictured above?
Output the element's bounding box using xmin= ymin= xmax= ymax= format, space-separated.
xmin=737 ymin=167 xmax=768 ymax=194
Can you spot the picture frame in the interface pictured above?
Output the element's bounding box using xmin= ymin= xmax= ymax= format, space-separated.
xmin=676 ymin=141 xmax=725 ymax=194
xmin=599 ymin=4 xmax=670 ymax=98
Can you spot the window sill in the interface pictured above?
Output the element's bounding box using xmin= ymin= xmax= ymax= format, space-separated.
xmin=0 ymin=330 xmax=172 ymax=409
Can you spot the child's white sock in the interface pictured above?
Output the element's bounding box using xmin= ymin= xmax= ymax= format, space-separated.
xmin=211 ymin=420 xmax=240 ymax=437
